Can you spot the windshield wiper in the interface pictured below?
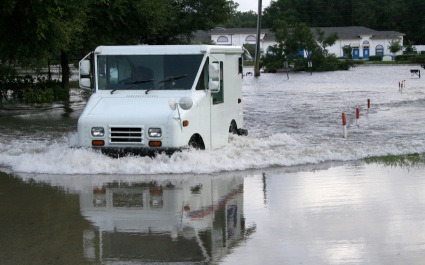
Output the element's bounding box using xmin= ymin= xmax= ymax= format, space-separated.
xmin=157 ymin=74 xmax=188 ymax=84
xmin=110 ymin=79 xmax=154 ymax=94
xmin=125 ymin=79 xmax=154 ymax=85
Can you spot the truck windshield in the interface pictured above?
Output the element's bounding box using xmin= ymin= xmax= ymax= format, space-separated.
xmin=97 ymin=54 xmax=204 ymax=92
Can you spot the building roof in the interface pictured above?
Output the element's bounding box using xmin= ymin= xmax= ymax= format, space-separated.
xmin=313 ymin=26 xmax=405 ymax=39
xmin=194 ymin=26 xmax=404 ymax=43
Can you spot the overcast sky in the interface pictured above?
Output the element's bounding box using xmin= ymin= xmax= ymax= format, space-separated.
xmin=235 ymin=0 xmax=272 ymax=12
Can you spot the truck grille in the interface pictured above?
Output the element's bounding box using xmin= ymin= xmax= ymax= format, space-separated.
xmin=110 ymin=127 xmax=143 ymax=143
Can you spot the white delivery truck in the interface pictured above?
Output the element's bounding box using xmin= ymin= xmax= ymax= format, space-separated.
xmin=78 ymin=45 xmax=247 ymax=156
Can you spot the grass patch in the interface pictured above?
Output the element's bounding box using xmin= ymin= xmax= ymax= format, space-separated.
xmin=364 ymin=153 xmax=425 ymax=168
xmin=370 ymin=61 xmax=396 ymax=65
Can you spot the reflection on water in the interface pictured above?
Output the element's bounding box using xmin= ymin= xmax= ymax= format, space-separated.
xmin=0 ymin=172 xmax=90 ymax=265
xmin=2 ymin=161 xmax=425 ymax=264
xmin=79 ymin=176 xmax=253 ymax=263
xmin=0 ymin=172 xmax=254 ymax=264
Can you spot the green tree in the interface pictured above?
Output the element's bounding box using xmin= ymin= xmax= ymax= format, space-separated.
xmin=388 ymin=39 xmax=402 ymax=56
xmin=315 ymin=28 xmax=339 ymax=55
xmin=0 ymin=0 xmax=237 ymax=90
xmin=243 ymin=43 xmax=256 ymax=60
xmin=265 ymin=22 xmax=344 ymax=72
xmin=78 ymin=0 xmax=238 ymax=50
xmin=0 ymin=0 xmax=87 ymax=87
xmin=403 ymin=40 xmax=417 ymax=54
xmin=262 ymin=0 xmax=425 ymax=44
xmin=167 ymin=0 xmax=238 ymax=43
xmin=223 ymin=10 xmax=258 ymax=28
xmin=342 ymin=45 xmax=353 ymax=59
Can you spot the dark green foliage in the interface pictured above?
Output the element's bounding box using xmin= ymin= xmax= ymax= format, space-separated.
xmin=368 ymin=56 xmax=382 ymax=61
xmin=262 ymin=0 xmax=425 ymax=44
xmin=314 ymin=55 xmax=353 ymax=71
xmin=404 ymin=41 xmax=417 ymax=54
xmin=243 ymin=43 xmax=256 ymax=60
xmin=342 ymin=45 xmax=353 ymax=59
xmin=222 ymin=10 xmax=258 ymax=28
xmin=263 ymin=22 xmax=352 ymax=72
xmin=395 ymin=54 xmax=425 ymax=63
xmin=0 ymin=0 xmax=237 ymax=93
xmin=388 ymin=39 xmax=402 ymax=55
xmin=259 ymin=44 xmax=286 ymax=72
xmin=0 ymin=74 xmax=67 ymax=103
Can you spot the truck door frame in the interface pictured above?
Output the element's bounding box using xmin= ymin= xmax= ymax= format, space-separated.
xmin=210 ymin=54 xmax=227 ymax=149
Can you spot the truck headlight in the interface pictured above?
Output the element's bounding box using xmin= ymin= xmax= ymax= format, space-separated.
xmin=148 ymin=128 xmax=162 ymax=137
xmin=91 ymin=127 xmax=105 ymax=137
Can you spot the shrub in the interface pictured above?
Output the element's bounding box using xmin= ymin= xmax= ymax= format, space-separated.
xmin=314 ymin=55 xmax=354 ymax=71
xmin=368 ymin=56 xmax=382 ymax=61
xmin=0 ymin=73 xmax=68 ymax=103
xmin=395 ymin=54 xmax=425 ymax=63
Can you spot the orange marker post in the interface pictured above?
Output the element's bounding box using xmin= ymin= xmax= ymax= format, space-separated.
xmin=367 ymin=99 xmax=370 ymax=113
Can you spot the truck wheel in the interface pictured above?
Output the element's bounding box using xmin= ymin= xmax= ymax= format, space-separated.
xmin=188 ymin=134 xmax=205 ymax=150
xmin=237 ymin=128 xmax=248 ymax=136
xmin=229 ymin=120 xmax=238 ymax=134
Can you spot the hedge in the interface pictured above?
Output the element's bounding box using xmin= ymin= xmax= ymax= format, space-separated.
xmin=0 ymin=74 xmax=69 ymax=103
xmin=395 ymin=54 xmax=425 ymax=63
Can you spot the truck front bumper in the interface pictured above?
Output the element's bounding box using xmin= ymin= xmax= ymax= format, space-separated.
xmin=94 ymin=146 xmax=182 ymax=158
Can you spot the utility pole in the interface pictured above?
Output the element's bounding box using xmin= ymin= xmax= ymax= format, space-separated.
xmin=254 ymin=0 xmax=262 ymax=77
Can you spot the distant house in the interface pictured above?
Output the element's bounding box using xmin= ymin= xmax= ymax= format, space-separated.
xmin=193 ymin=26 xmax=405 ymax=59
xmin=318 ymin=27 xmax=405 ymax=59
xmin=193 ymin=28 xmax=276 ymax=56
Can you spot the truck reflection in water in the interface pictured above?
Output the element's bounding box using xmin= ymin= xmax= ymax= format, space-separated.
xmin=79 ymin=176 xmax=255 ymax=263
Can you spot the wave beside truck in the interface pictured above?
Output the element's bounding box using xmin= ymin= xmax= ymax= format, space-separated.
xmin=77 ymin=45 xmax=248 ymax=156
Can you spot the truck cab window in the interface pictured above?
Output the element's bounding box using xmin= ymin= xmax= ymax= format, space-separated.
xmin=97 ymin=54 xmax=203 ymax=91
xmin=196 ymin=58 xmax=209 ymax=90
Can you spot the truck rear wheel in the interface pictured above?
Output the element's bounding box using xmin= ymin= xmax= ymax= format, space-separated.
xmin=229 ymin=120 xmax=238 ymax=134
xmin=229 ymin=120 xmax=248 ymax=136
xmin=188 ymin=134 xmax=205 ymax=150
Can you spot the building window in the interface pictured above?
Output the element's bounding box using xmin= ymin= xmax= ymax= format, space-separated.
xmin=376 ymin=45 xmax=384 ymax=56
xmin=245 ymin=35 xmax=256 ymax=43
xmin=217 ymin=36 xmax=229 ymax=43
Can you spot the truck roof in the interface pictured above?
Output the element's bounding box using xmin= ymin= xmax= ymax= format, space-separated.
xmin=94 ymin=45 xmax=243 ymax=55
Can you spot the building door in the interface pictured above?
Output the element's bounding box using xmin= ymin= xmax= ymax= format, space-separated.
xmin=353 ymin=48 xmax=360 ymax=59
xmin=363 ymin=48 xmax=370 ymax=59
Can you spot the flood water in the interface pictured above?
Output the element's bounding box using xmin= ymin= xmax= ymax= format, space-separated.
xmin=1 ymin=65 xmax=425 ymax=264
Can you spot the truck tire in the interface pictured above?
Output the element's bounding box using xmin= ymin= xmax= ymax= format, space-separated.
xmin=229 ymin=120 xmax=238 ymax=134
xmin=188 ymin=134 xmax=205 ymax=150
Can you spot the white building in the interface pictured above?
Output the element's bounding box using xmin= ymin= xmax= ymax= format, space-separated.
xmin=318 ymin=27 xmax=405 ymax=59
xmin=194 ymin=26 xmax=405 ymax=59
xmin=194 ymin=28 xmax=276 ymax=56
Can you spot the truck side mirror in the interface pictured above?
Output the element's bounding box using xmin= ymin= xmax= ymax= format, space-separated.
xmin=208 ymin=81 xmax=220 ymax=92
xmin=80 ymin=60 xmax=91 ymax=75
xmin=80 ymin=78 xmax=91 ymax=89
xmin=209 ymin=63 xmax=220 ymax=81
xmin=208 ymin=62 xmax=220 ymax=92
xmin=79 ymin=58 xmax=92 ymax=90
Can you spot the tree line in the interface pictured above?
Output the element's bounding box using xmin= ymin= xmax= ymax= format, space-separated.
xmin=1 ymin=0 xmax=424 ymax=88
xmin=222 ymin=0 xmax=425 ymax=45
xmin=0 ymin=0 xmax=238 ymax=88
